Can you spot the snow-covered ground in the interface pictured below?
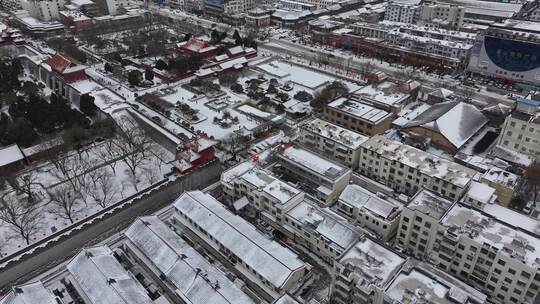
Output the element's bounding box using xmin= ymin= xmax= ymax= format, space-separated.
xmin=0 ymin=139 xmax=174 ymax=258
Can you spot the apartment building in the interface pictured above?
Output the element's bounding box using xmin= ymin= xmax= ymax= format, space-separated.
xmin=283 ymin=200 xmax=361 ymax=263
xmin=480 ymin=167 xmax=519 ymax=206
xmin=358 ymin=135 xmax=477 ymax=199
xmin=396 ymin=189 xmax=455 ymax=259
xmin=497 ymin=101 xmax=540 ymax=161
xmin=323 ymin=97 xmax=394 ymax=136
xmin=383 ymin=260 xmax=488 ymax=304
xmin=65 ymin=246 xmax=154 ymax=304
xmin=220 ymin=161 xmax=305 ymax=224
xmin=298 ymin=118 xmax=368 ymax=169
xmin=21 ymin=0 xmax=66 ymax=21
xmin=332 ymin=236 xmax=406 ymax=304
xmin=122 ymin=216 xmax=257 ymax=304
xmin=275 ymin=145 xmax=352 ymax=204
xmin=0 ymin=0 xmax=22 ymax=11
xmin=385 ymin=1 xmax=465 ymax=30
xmin=336 ymin=184 xmax=402 ymax=241
xmin=203 ymin=0 xmax=256 ymax=15
xmin=172 ymin=191 xmax=308 ymax=301
xmin=93 ymin=0 xmax=130 ymax=15
xmin=396 ymin=189 xmax=540 ymax=304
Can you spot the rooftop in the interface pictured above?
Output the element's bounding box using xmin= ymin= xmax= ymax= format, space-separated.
xmin=124 ymin=216 xmax=255 ymax=304
xmin=441 ymin=204 xmax=540 ymax=268
xmin=66 ymin=246 xmax=153 ymax=304
xmin=0 ymin=282 xmax=57 ymax=304
xmin=339 ymin=184 xmax=401 ymax=220
xmin=287 ymin=201 xmax=360 ymax=251
xmin=403 ymin=101 xmax=489 ymax=149
xmin=481 ymin=167 xmax=519 ymax=188
xmin=328 ymin=97 xmax=393 ymax=124
xmin=0 ymin=144 xmax=24 ymax=167
xmin=173 ymin=191 xmax=307 ymax=288
xmin=352 ymin=81 xmax=409 ymax=107
xmin=280 ymin=146 xmax=350 ymax=181
xmin=407 ymin=189 xmax=454 ymax=220
xmin=301 ymin=118 xmax=368 ymax=149
xmin=385 ymin=261 xmax=488 ymax=304
xmin=339 ymin=237 xmax=405 ymax=289
xmin=361 ymin=135 xmax=477 ymax=188
xmin=465 ymin=181 xmax=496 ymax=205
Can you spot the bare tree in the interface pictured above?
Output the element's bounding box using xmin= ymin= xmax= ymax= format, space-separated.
xmin=13 ymin=171 xmax=42 ymax=204
xmin=114 ymin=116 xmax=154 ymax=177
xmin=88 ymin=169 xmax=117 ymax=208
xmin=0 ymin=194 xmax=42 ymax=244
xmin=48 ymin=185 xmax=82 ymax=224
xmin=50 ymin=154 xmax=91 ymax=197
xmin=142 ymin=165 xmax=159 ymax=185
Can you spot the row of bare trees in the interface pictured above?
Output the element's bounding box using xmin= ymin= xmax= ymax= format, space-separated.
xmin=0 ymin=116 xmax=167 ymax=247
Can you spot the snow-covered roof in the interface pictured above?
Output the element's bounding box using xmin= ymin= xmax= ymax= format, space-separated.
xmin=0 ymin=144 xmax=24 ymax=167
xmin=287 ymin=201 xmax=359 ymax=251
xmin=328 ymin=97 xmax=392 ymax=124
xmin=66 ymin=246 xmax=153 ymax=304
xmin=301 ymin=118 xmax=368 ymax=150
xmin=403 ymin=101 xmax=488 ymax=149
xmin=465 ymin=181 xmax=495 ymax=204
xmin=362 ymin=136 xmax=477 ymax=188
xmin=257 ymin=61 xmax=333 ymax=89
xmin=0 ymin=282 xmax=57 ymax=304
xmin=339 ymin=184 xmax=401 ymax=220
xmin=441 ymin=204 xmax=540 ymax=267
xmin=173 ymin=191 xmax=307 ymax=288
xmin=273 ymin=294 xmax=300 ymax=304
xmin=385 ymin=261 xmax=488 ymax=304
xmin=280 ymin=146 xmax=350 ymax=181
xmin=352 ymin=82 xmax=409 ymax=107
xmin=339 ymin=237 xmax=405 ymax=288
xmin=124 ymin=217 xmax=255 ymax=304
xmin=481 ymin=167 xmax=519 ymax=188
xmin=407 ymin=189 xmax=454 ymax=220
xmin=490 ymin=145 xmax=534 ymax=167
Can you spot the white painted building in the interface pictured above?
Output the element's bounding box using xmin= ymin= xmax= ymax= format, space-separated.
xmin=336 ymin=184 xmax=402 ymax=241
xmin=298 ymin=118 xmax=368 ymax=169
xmin=21 ymin=0 xmax=66 ymax=21
xmin=172 ymin=191 xmax=308 ymax=301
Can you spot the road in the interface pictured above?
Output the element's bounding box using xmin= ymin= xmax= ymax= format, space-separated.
xmin=259 ymin=39 xmax=512 ymax=106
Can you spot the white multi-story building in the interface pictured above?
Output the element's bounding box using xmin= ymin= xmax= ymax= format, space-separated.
xmin=172 ymin=190 xmax=308 ymax=302
xmin=385 ymin=1 xmax=465 ymax=30
xmin=396 ymin=189 xmax=455 ymax=259
xmin=275 ymin=145 xmax=352 ymax=204
xmin=332 ymin=236 xmax=406 ymax=304
xmin=396 ymin=190 xmax=540 ymax=304
xmin=94 ymin=0 xmax=130 ymax=15
xmin=221 ymin=161 xmax=305 ymax=225
xmin=336 ymin=184 xmax=402 ymax=241
xmin=358 ymin=135 xmax=477 ymax=200
xmin=21 ymin=0 xmax=66 ymax=21
xmin=123 ymin=216 xmax=257 ymax=304
xmin=298 ymin=118 xmax=368 ymax=169
xmin=382 ymin=260 xmax=488 ymax=304
xmin=498 ymin=102 xmax=540 ymax=161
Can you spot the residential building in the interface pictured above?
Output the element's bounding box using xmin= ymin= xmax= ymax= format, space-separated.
xmin=480 ymin=167 xmax=519 ymax=206
xmin=203 ymin=0 xmax=256 ymax=16
xmin=283 ymin=200 xmax=361 ymax=263
xmin=65 ymin=246 xmax=154 ymax=304
xmin=220 ymin=161 xmax=305 ymax=225
xmin=246 ymin=7 xmax=272 ymax=27
xmin=275 ymin=145 xmax=352 ymax=204
xmin=350 ymin=81 xmax=412 ymax=114
xmin=401 ymin=101 xmax=489 ymax=154
xmin=298 ymin=118 xmax=368 ymax=169
xmin=385 ymin=2 xmax=465 ymax=30
xmin=332 ymin=236 xmax=405 ymax=304
xmin=0 ymin=0 xmax=22 ymax=11
xmin=462 ymin=181 xmax=497 ymax=208
xmin=0 ymin=282 xmax=60 ymax=304
xmin=383 ymin=260 xmax=488 ymax=304
xmin=323 ymin=97 xmax=394 ymax=136
xmin=122 ymin=216 xmax=257 ymax=304
xmin=21 ymin=0 xmax=66 ymax=21
xmin=93 ymin=0 xmax=130 ymax=15
xmin=358 ymin=135 xmax=477 ymax=199
xmin=336 ymin=184 xmax=402 ymax=241
xmin=497 ymin=99 xmax=540 ymax=161
xmin=396 ymin=189 xmax=455 ymax=259
xmin=172 ymin=191 xmax=308 ymax=301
